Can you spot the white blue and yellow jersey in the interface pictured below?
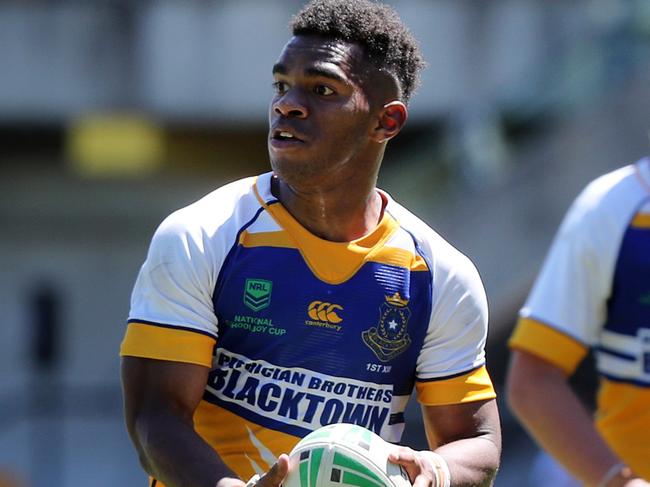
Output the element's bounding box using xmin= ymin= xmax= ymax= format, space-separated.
xmin=121 ymin=172 xmax=495 ymax=485
xmin=509 ymin=159 xmax=650 ymax=478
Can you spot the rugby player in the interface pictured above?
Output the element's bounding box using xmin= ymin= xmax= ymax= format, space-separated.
xmin=121 ymin=1 xmax=502 ymax=486
xmin=507 ymin=160 xmax=650 ymax=486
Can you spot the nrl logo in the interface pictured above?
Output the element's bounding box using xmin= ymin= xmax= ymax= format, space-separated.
xmin=243 ymin=279 xmax=273 ymax=312
xmin=362 ymin=292 xmax=412 ymax=362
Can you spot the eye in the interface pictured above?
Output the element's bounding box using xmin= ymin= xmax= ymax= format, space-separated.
xmin=314 ymin=85 xmax=335 ymax=96
xmin=273 ymin=81 xmax=289 ymax=95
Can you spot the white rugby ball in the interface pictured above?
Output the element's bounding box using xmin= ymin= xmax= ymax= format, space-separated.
xmin=284 ymin=423 xmax=411 ymax=487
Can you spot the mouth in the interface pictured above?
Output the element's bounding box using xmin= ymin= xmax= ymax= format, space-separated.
xmin=270 ymin=127 xmax=306 ymax=146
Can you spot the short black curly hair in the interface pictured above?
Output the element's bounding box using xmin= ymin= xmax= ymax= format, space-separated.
xmin=291 ymin=0 xmax=425 ymax=104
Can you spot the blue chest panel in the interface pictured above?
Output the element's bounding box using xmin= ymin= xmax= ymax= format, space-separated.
xmin=211 ymin=245 xmax=432 ymax=395
xmin=604 ymin=224 xmax=650 ymax=336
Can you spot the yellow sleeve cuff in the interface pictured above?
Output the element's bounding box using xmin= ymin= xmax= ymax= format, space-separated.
xmin=120 ymin=322 xmax=215 ymax=368
xmin=508 ymin=317 xmax=588 ymax=376
xmin=416 ymin=365 xmax=496 ymax=406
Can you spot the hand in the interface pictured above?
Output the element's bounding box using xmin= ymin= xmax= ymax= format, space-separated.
xmin=216 ymin=455 xmax=290 ymax=487
xmin=621 ymin=479 xmax=650 ymax=487
xmin=256 ymin=454 xmax=291 ymax=487
xmin=388 ymin=446 xmax=437 ymax=487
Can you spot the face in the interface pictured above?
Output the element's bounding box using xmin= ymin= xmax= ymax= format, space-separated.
xmin=268 ymin=35 xmax=381 ymax=188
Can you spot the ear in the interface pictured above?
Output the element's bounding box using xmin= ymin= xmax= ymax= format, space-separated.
xmin=373 ymin=101 xmax=408 ymax=143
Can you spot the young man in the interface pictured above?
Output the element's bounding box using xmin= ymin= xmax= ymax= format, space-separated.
xmin=120 ymin=1 xmax=501 ymax=486
xmin=507 ymin=159 xmax=650 ymax=486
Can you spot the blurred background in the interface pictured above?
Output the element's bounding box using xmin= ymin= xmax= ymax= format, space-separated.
xmin=1 ymin=0 xmax=649 ymax=485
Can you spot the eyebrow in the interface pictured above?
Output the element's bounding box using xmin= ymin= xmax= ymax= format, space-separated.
xmin=272 ymin=63 xmax=347 ymax=84
xmin=272 ymin=63 xmax=287 ymax=75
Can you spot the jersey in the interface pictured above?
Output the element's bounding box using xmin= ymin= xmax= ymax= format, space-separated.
xmin=509 ymin=159 xmax=650 ymax=477
xmin=120 ymin=172 xmax=496 ymax=485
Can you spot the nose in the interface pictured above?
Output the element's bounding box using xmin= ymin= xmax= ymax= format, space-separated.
xmin=273 ymin=91 xmax=308 ymax=118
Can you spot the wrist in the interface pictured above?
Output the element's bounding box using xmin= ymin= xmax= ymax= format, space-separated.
xmin=421 ymin=451 xmax=451 ymax=487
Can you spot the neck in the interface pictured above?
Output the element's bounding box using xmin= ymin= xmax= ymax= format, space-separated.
xmin=271 ymin=174 xmax=384 ymax=242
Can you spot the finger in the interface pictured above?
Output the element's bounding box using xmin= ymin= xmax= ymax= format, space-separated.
xmin=258 ymin=455 xmax=290 ymax=487
xmin=387 ymin=449 xmax=420 ymax=483
xmin=275 ymin=454 xmax=290 ymax=479
xmin=388 ymin=447 xmax=416 ymax=464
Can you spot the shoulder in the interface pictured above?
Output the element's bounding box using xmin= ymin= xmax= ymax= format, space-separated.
xmin=148 ymin=175 xmax=263 ymax=264
xmin=383 ymin=192 xmax=486 ymax=311
xmin=565 ymin=164 xmax=643 ymax=228
xmin=384 ymin=193 xmax=483 ymax=284
xmin=558 ymin=162 xmax=646 ymax=250
xmin=160 ymin=176 xmax=259 ymax=236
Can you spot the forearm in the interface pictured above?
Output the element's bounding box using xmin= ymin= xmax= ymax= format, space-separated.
xmin=508 ymin=372 xmax=619 ymax=486
xmin=434 ymin=434 xmax=500 ymax=486
xmin=416 ymin=400 xmax=501 ymax=487
xmin=131 ymin=409 xmax=241 ymax=487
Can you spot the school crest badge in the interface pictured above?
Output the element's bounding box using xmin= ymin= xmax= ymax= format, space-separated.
xmin=362 ymin=292 xmax=412 ymax=362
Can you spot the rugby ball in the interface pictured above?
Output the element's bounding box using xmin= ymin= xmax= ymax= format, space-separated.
xmin=284 ymin=423 xmax=411 ymax=487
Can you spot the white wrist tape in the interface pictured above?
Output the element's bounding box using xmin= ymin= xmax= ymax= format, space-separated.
xmin=424 ymin=452 xmax=451 ymax=487
xmin=245 ymin=474 xmax=261 ymax=487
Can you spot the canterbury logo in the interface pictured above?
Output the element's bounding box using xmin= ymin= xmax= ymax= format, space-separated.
xmin=307 ymin=301 xmax=343 ymax=323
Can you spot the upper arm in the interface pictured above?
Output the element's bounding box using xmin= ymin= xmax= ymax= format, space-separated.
xmin=121 ymin=357 xmax=210 ymax=438
xmin=506 ymin=349 xmax=569 ymax=410
xmin=508 ymin=192 xmax=608 ymax=379
xmin=418 ymin=253 xmax=489 ymax=381
xmin=415 ymin=251 xmax=495 ymax=406
xmin=121 ymin=211 xmax=220 ymax=374
xmin=518 ymin=189 xmax=615 ymax=348
xmin=421 ymin=399 xmax=501 ymax=450
xmin=128 ymin=212 xmax=220 ymax=337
